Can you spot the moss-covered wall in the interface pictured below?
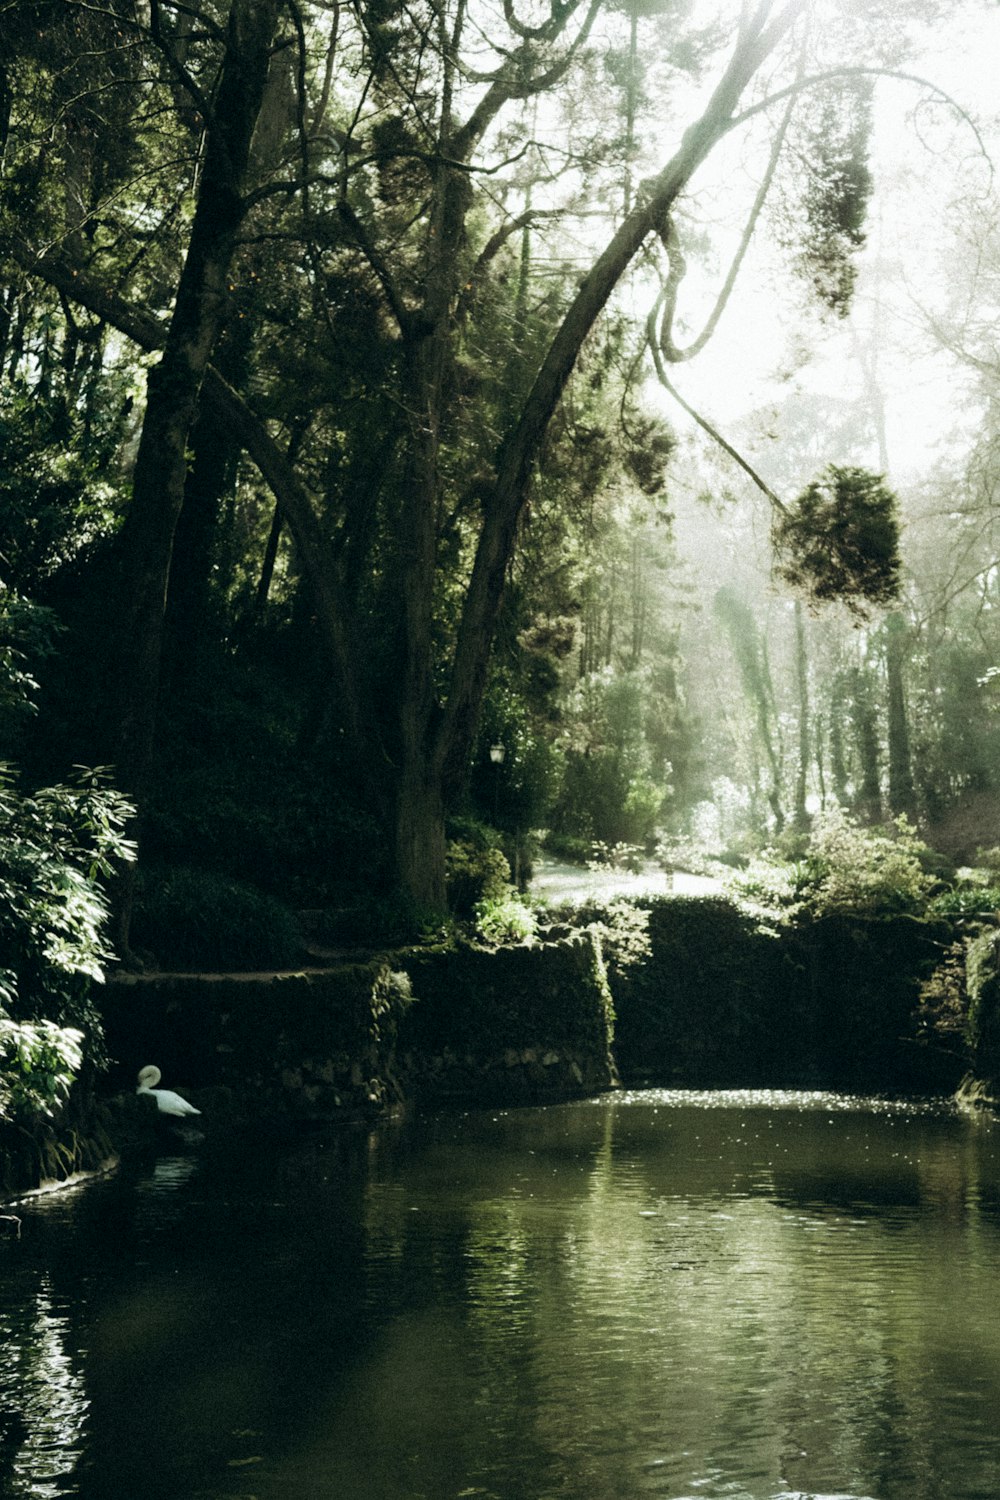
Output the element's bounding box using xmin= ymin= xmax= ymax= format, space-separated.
xmin=399 ymin=932 xmax=616 ymax=1104
xmin=93 ymin=899 xmax=967 ymax=1148
xmin=611 ymin=896 xmax=957 ymax=1091
xmin=612 ymin=898 xmax=791 ymax=1085
xmin=102 ymin=962 xmax=412 ymax=1122
xmin=100 ymin=932 xmax=616 ymax=1121
xmin=794 ymin=911 xmax=954 ymax=1088
xmin=965 ymin=929 xmax=1000 ymax=1097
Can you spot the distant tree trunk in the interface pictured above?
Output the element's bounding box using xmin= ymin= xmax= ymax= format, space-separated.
xmin=849 ymin=666 xmax=882 ymax=824
xmin=829 ymin=672 xmax=850 ymax=804
xmin=793 ymin=600 xmax=810 ymax=832
xmin=814 ymin=709 xmax=827 ymax=809
xmin=111 ymin=0 xmax=280 ymax=953
xmin=886 ymin=611 xmax=916 ymax=818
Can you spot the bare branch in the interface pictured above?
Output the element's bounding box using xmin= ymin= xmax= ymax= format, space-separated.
xmin=647 ymin=320 xmax=788 ymax=516
xmin=455 ymin=207 xmax=567 ymax=322
xmin=148 ymin=0 xmax=215 ymax=126
xmin=731 ymin=66 xmax=993 ymax=181
xmin=449 ymin=0 xmax=603 ymax=162
xmin=652 ymin=75 xmax=797 ymax=363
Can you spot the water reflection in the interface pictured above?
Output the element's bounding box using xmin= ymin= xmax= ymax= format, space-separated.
xmin=0 ymin=1275 xmax=88 ymax=1496
xmin=1 ymin=1093 xmax=999 ymax=1499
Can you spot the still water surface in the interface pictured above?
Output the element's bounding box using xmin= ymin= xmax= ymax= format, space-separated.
xmin=3 ymin=1090 xmax=1000 ymax=1500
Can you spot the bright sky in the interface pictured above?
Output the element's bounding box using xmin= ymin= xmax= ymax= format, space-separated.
xmin=649 ymin=1 xmax=1000 ymax=492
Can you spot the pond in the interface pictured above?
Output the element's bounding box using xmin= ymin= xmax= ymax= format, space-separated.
xmin=3 ymin=1090 xmax=1000 ymax=1500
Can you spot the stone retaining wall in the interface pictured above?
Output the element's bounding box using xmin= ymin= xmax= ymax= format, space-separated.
xmin=100 ymin=931 xmax=617 ymax=1123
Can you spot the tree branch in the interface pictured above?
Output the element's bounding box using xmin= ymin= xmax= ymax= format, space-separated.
xmin=652 ymin=76 xmax=797 ymax=363
xmin=731 ymin=66 xmax=993 ymax=175
xmin=645 ymin=323 xmax=788 ymax=517
xmin=437 ymin=0 xmax=809 ymax=784
xmin=336 ymin=200 xmax=411 ymax=334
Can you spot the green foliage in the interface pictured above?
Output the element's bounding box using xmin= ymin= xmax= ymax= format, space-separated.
xmin=400 ymin=932 xmax=615 ymax=1095
xmin=315 ymin=895 xmax=457 ymax=950
xmin=0 ymin=383 xmax=125 ymax=592
xmin=0 ymin=762 xmax=133 ymax=1120
xmin=965 ymin=930 xmax=1000 ymax=1077
xmin=473 ymin=893 xmax=538 ymax=946
xmin=144 ymin=677 xmax=388 ymax=903
xmin=551 ymin=666 xmax=669 ymax=846
xmin=0 ymin=1018 xmax=84 ymax=1123
xmin=773 ymin=465 xmax=901 ymax=615
xmin=132 ymin=867 xmax=303 ymax=972
xmin=0 ymin=763 xmax=133 ymax=1012
xmin=792 ymin=82 xmax=874 ymax=316
xmin=552 ymin=895 xmax=651 ymax=993
xmin=917 ymin=941 xmax=968 ymax=1051
xmin=728 ymin=809 xmax=935 ymax=923
xmin=471 ymin=680 xmax=565 ymax=836
xmin=610 ymin=895 xmax=791 ymax=1085
xmin=446 ymin=830 xmax=511 ymax=918
xmin=803 ymin=811 xmax=934 ymax=915
xmin=0 ymin=584 xmax=63 ymax=753
xmin=588 ymin=841 xmax=644 ymax=872
xmin=542 ymin=832 xmax=593 ymax=865
xmin=929 ymin=885 xmax=1000 ymax=916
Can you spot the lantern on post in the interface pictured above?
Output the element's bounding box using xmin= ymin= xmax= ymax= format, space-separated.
xmin=489 ymin=742 xmax=504 ymax=822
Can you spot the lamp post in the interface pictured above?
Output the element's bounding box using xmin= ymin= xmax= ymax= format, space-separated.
xmin=489 ymin=742 xmax=504 ymax=825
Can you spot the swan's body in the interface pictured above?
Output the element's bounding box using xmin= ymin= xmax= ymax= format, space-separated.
xmin=136 ymin=1066 xmax=201 ymax=1117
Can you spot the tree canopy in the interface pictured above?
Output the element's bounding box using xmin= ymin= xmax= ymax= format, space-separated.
xmin=0 ymin=0 xmax=991 ymax=948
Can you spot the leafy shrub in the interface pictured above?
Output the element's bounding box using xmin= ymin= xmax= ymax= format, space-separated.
xmin=728 ymin=810 xmax=934 ymax=923
xmin=0 ymin=762 xmax=134 ymax=1118
xmin=132 ymin=866 xmax=303 ymax=972
xmin=314 ymin=895 xmax=457 ymax=950
xmin=773 ymin=465 xmax=900 ymax=616
xmin=588 ymin=841 xmax=643 ymax=873
xmin=0 ymin=1019 xmax=84 ymax=1123
xmin=542 ymin=832 xmax=593 ymax=865
xmin=446 ymin=833 xmax=511 ymax=917
xmin=929 ymin=885 xmax=1000 ymax=917
xmin=0 ymin=586 xmax=63 ymax=754
xmin=555 ymin=748 xmax=665 ymax=847
xmin=803 ymin=811 xmax=934 ymax=915
xmin=474 ymin=894 xmax=538 ymax=946
xmin=551 ymin=896 xmax=651 ymax=991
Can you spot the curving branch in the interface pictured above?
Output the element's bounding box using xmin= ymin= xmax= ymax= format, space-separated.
xmin=645 ymin=319 xmax=788 ymax=516
xmin=731 ymin=66 xmax=993 ymax=179
xmin=652 ymin=78 xmax=798 ymax=364
xmin=455 ymin=207 xmax=566 ymax=323
xmin=148 ymin=0 xmax=215 ymax=127
xmin=449 ymin=0 xmax=603 ymax=161
xmin=501 ymin=0 xmax=581 ymax=44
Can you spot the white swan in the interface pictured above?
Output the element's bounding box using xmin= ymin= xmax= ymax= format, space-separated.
xmin=136 ymin=1065 xmax=201 ymax=1117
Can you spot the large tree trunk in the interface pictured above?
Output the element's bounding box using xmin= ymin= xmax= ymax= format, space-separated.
xmin=886 ymin=611 xmax=916 ymax=818
xmin=112 ymin=0 xmax=280 ymax=952
xmin=438 ymin=3 xmax=808 ymax=798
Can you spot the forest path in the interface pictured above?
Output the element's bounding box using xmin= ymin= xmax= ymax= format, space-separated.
xmin=530 ymin=858 xmax=722 ymax=905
